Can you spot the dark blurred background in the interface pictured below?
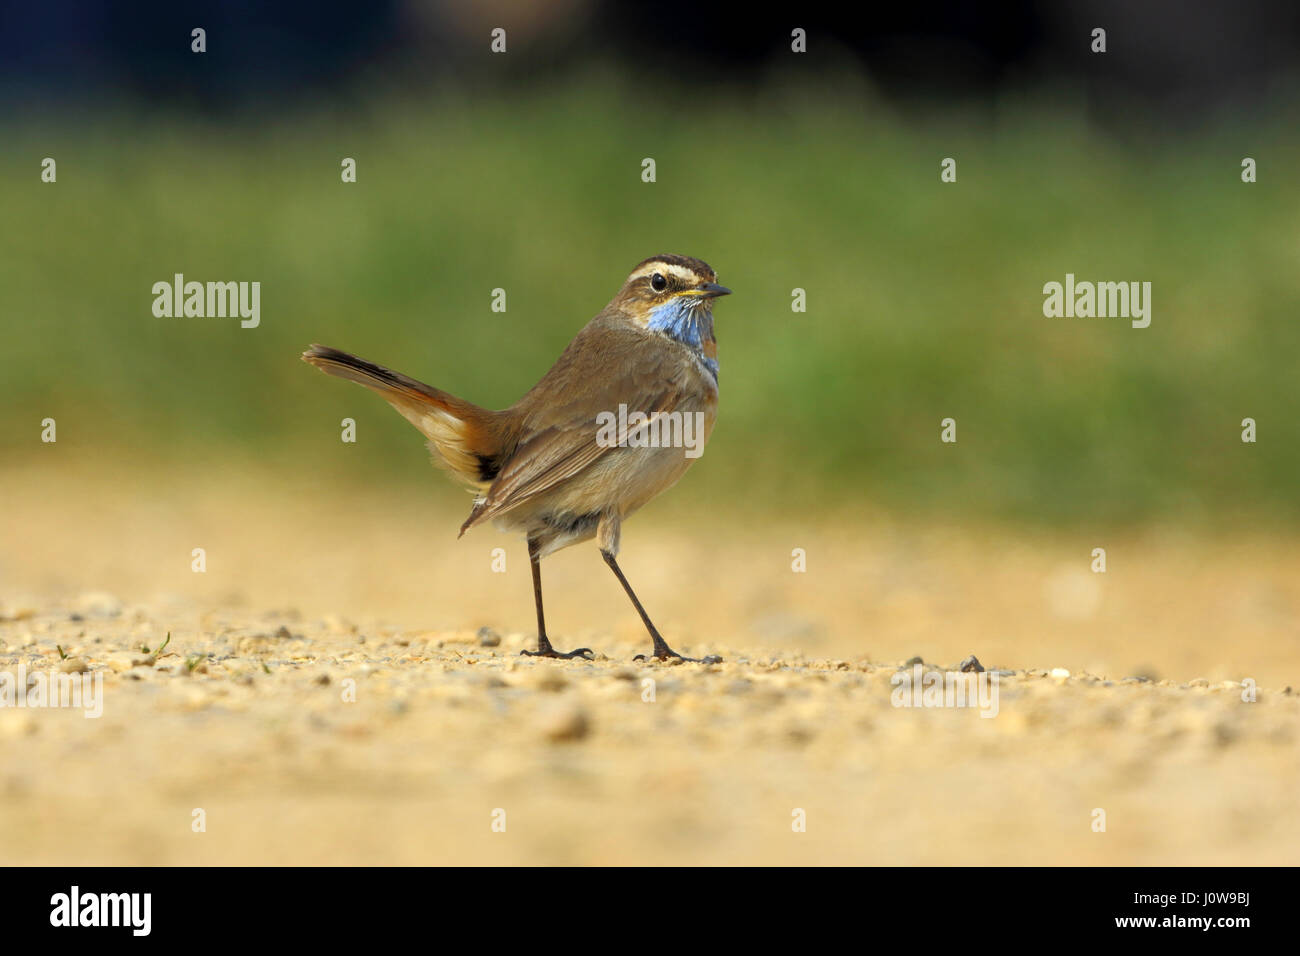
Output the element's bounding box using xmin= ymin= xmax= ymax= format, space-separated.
xmin=4 ymin=0 xmax=1299 ymax=122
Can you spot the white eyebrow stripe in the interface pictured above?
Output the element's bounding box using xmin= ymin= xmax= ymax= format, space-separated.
xmin=628 ymin=262 xmax=705 ymax=283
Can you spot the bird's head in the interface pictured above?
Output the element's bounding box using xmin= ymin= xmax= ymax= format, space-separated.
xmin=612 ymin=254 xmax=731 ymax=351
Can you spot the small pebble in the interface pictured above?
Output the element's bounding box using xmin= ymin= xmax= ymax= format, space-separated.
xmin=105 ymin=652 xmax=141 ymax=673
xmin=533 ymin=670 xmax=569 ymax=692
xmin=0 ymin=713 xmax=37 ymax=738
xmin=74 ymin=591 xmax=123 ymax=618
xmin=321 ymin=613 xmax=355 ymax=634
xmin=538 ymin=701 xmax=589 ymax=742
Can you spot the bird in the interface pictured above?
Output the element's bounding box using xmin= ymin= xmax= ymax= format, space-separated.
xmin=302 ymin=254 xmax=730 ymax=663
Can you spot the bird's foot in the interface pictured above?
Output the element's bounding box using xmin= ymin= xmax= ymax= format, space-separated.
xmin=634 ymin=642 xmax=722 ymax=664
xmin=521 ymin=639 xmax=594 ymax=660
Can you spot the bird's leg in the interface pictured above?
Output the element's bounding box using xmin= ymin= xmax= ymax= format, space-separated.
xmin=600 ymin=549 xmax=722 ymax=664
xmin=520 ymin=538 xmax=593 ymax=660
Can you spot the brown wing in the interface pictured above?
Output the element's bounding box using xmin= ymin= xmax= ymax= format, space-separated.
xmin=458 ymin=320 xmax=697 ymax=533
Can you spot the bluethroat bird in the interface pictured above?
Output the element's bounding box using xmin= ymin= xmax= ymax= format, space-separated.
xmin=303 ymin=255 xmax=730 ymax=662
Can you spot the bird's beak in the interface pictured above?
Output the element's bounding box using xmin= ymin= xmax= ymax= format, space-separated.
xmin=695 ymin=282 xmax=732 ymax=298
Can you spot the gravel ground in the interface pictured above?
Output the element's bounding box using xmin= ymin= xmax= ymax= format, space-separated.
xmin=3 ymin=466 xmax=1298 ymax=864
xmin=1 ymin=593 xmax=1296 ymax=866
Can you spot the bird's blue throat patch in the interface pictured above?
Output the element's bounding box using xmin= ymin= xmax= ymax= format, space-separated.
xmin=647 ymin=297 xmax=719 ymax=380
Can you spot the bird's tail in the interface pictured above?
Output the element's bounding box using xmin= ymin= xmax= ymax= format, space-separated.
xmin=302 ymin=344 xmax=511 ymax=490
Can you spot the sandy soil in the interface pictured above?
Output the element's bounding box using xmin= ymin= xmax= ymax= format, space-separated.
xmin=1 ymin=463 xmax=1298 ymax=865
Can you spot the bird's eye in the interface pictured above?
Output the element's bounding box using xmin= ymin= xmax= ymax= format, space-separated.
xmin=650 ymin=273 xmax=667 ymax=292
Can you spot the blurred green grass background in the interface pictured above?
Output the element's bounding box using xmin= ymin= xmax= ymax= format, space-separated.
xmin=3 ymin=75 xmax=1298 ymax=528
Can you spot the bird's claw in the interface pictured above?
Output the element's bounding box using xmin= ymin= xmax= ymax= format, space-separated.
xmin=634 ymin=650 xmax=723 ymax=664
xmin=521 ymin=646 xmax=594 ymax=660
